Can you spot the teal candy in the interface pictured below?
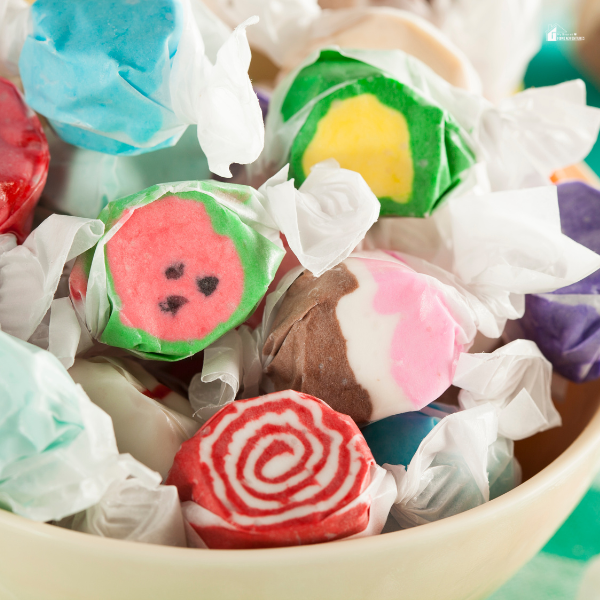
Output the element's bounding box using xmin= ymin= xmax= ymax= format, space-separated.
xmin=360 ymin=411 xmax=441 ymax=467
xmin=20 ymin=0 xmax=184 ymax=155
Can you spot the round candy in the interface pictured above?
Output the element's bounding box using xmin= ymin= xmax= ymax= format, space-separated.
xmin=277 ymin=49 xmax=475 ymax=218
xmin=70 ymin=183 xmax=284 ymax=360
xmin=166 ymin=390 xmax=375 ymax=549
xmin=20 ymin=0 xmax=184 ymax=155
xmin=0 ymin=77 xmax=49 ymax=242
xmin=263 ymin=254 xmax=467 ymax=423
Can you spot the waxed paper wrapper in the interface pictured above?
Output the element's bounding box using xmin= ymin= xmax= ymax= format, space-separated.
xmin=255 ymin=46 xmax=600 ymax=212
xmin=0 ymin=330 xmax=158 ymax=522
xmin=63 ymin=478 xmax=187 ymax=547
xmin=69 ymin=358 xmax=199 ymax=479
xmin=0 ymin=214 xmax=104 ymax=370
xmin=69 ymin=162 xmax=379 ymax=362
xmin=505 ymin=182 xmax=600 ymax=383
xmin=0 ymin=0 xmax=262 ymax=177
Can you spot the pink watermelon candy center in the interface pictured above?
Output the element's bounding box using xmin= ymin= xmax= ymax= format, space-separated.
xmin=106 ymin=195 xmax=244 ymax=342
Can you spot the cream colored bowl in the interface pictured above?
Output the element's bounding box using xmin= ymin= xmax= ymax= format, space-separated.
xmin=1 ymin=379 xmax=600 ymax=600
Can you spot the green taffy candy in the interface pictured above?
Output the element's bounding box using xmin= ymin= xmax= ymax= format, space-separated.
xmin=279 ymin=50 xmax=475 ymax=218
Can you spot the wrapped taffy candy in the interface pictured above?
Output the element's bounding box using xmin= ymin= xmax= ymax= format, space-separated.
xmin=263 ymin=48 xmax=476 ymax=218
xmin=262 ymin=252 xmax=474 ymax=423
xmin=258 ymin=47 xmax=600 ymax=216
xmin=69 ymin=163 xmax=379 ymax=361
xmin=41 ymin=126 xmax=211 ymax=219
xmin=0 ymin=77 xmax=49 ymax=242
xmin=1 ymin=0 xmax=261 ymax=177
xmin=203 ymin=1 xmax=481 ymax=92
xmin=0 ymin=329 xmax=156 ymax=522
xmin=69 ymin=358 xmax=199 ymax=478
xmin=166 ymin=390 xmax=396 ymax=549
xmin=505 ymin=182 xmax=600 ymax=383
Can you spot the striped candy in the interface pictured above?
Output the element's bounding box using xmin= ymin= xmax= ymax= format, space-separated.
xmin=166 ymin=390 xmax=375 ymax=549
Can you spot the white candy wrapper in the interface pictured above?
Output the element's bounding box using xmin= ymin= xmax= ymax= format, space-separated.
xmin=65 ymin=161 xmax=378 ymax=363
xmin=385 ymin=404 xmax=498 ymax=529
xmin=67 ymin=478 xmax=187 ymax=547
xmin=257 ymin=47 xmax=600 ymax=198
xmin=0 ymin=215 xmax=104 ymax=345
xmin=69 ymin=358 xmax=199 ymax=479
xmin=453 ymin=339 xmax=561 ymax=441
xmin=0 ymin=0 xmax=263 ymax=178
xmin=0 ymin=330 xmax=157 ymax=522
xmin=364 ymin=186 xmax=600 ymax=338
xmin=371 ymin=0 xmax=542 ymax=102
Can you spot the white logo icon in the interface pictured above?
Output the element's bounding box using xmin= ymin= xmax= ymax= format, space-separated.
xmin=546 ymin=23 xmax=583 ymax=42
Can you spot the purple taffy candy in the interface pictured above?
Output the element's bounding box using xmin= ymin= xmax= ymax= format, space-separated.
xmin=511 ymin=181 xmax=600 ymax=383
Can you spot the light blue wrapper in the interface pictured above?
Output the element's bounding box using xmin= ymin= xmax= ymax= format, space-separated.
xmin=0 ymin=330 xmax=146 ymax=522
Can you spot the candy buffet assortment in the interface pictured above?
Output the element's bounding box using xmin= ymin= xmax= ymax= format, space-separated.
xmin=1 ymin=0 xmax=600 ymax=551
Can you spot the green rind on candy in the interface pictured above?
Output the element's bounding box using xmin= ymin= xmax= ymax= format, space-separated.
xmin=82 ymin=184 xmax=283 ymax=361
xmin=284 ymin=50 xmax=475 ymax=218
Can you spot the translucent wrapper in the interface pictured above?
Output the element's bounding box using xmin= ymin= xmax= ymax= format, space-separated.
xmin=68 ymin=162 xmax=378 ymax=361
xmin=0 ymin=0 xmax=262 ymax=177
xmin=204 ymin=1 xmax=481 ymax=92
xmin=506 ymin=182 xmax=600 ymax=383
xmin=364 ymin=185 xmax=600 ymax=338
xmin=65 ymin=478 xmax=187 ymax=547
xmin=256 ymin=46 xmax=600 ymax=215
xmin=0 ymin=330 xmax=157 ymax=522
xmin=41 ymin=126 xmax=211 ymax=220
xmin=369 ymin=0 xmax=542 ymax=102
xmin=167 ymin=390 xmax=396 ymax=549
xmin=0 ymin=77 xmax=49 ymax=242
xmin=453 ymin=340 xmax=561 ymax=441
xmin=69 ymin=358 xmax=199 ymax=479
xmin=0 ymin=214 xmax=104 ymax=354
xmin=385 ymin=404 xmax=497 ymax=528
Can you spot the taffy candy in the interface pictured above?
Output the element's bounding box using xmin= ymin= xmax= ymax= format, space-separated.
xmin=69 ymin=358 xmax=199 ymax=478
xmin=0 ymin=77 xmax=49 ymax=242
xmin=70 ymin=182 xmax=285 ymax=361
xmin=506 ymin=182 xmax=600 ymax=383
xmin=262 ymin=253 xmax=473 ymax=424
xmin=167 ymin=390 xmax=394 ymax=549
xmin=4 ymin=0 xmax=262 ymax=177
xmin=68 ymin=162 xmax=379 ymax=362
xmin=0 ymin=329 xmax=153 ymax=522
xmin=41 ymin=126 xmax=211 ymax=219
xmin=267 ymin=49 xmax=475 ymax=218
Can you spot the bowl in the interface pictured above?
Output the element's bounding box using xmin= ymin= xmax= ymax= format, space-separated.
xmin=1 ymin=378 xmax=600 ymax=600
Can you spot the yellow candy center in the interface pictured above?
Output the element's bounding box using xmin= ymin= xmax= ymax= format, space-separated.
xmin=301 ymin=94 xmax=414 ymax=203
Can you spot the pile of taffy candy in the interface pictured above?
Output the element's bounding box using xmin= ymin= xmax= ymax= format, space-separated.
xmin=1 ymin=0 xmax=600 ymax=550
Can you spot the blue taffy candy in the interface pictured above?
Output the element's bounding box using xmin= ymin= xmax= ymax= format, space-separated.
xmin=0 ymin=330 xmax=143 ymax=522
xmin=21 ymin=0 xmax=184 ymax=155
xmin=17 ymin=0 xmax=264 ymax=177
xmin=512 ymin=181 xmax=600 ymax=383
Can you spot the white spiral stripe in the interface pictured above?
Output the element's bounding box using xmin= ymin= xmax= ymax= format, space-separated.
xmin=198 ymin=392 xmax=366 ymax=526
xmin=243 ymin=432 xmax=305 ymax=485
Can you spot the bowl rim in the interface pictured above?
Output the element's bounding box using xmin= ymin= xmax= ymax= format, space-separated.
xmin=2 ymin=400 xmax=600 ymax=565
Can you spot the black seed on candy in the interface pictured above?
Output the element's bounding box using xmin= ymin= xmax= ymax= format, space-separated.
xmin=165 ymin=263 xmax=185 ymax=280
xmin=197 ymin=276 xmax=219 ymax=297
xmin=159 ymin=295 xmax=189 ymax=316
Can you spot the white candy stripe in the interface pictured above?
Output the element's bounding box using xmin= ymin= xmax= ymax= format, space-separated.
xmin=198 ymin=391 xmax=367 ymax=527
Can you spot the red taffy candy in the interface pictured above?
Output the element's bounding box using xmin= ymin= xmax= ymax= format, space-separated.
xmin=167 ymin=390 xmax=375 ymax=549
xmin=0 ymin=78 xmax=49 ymax=242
